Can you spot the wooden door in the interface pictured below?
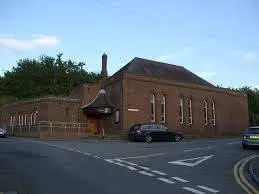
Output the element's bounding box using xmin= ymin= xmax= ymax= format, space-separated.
xmin=87 ymin=117 xmax=98 ymax=134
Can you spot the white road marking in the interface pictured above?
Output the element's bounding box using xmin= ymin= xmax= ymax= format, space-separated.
xmin=138 ymin=166 xmax=150 ymax=170
xmin=157 ymin=178 xmax=175 ymax=184
xmin=138 ymin=171 xmax=155 ymax=176
xmin=168 ymin=155 xmax=214 ymax=167
xmin=114 ymin=162 xmax=125 ymax=167
xmin=171 ymin=177 xmax=189 ymax=183
xmin=124 ymin=161 xmax=138 ymax=166
xmin=105 ymin=159 xmax=115 ymax=163
xmin=182 ymin=187 xmax=206 ymax=194
xmin=184 ymin=146 xmax=216 ymax=152
xmin=151 ymin=170 xmax=167 ymax=176
xmin=197 ymin=186 xmax=219 ymax=193
xmin=114 ymin=159 xmax=124 ymax=162
xmin=21 ymin=140 xmax=97 ymax=157
xmin=114 ymin=153 xmax=166 ymax=160
xmin=125 ymin=166 xmax=137 ymax=171
xmin=227 ymin=141 xmax=240 ymax=145
xmin=94 ymin=156 xmax=102 ymax=159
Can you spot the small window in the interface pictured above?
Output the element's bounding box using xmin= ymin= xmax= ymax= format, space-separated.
xmin=188 ymin=99 xmax=192 ymax=125
xmin=179 ymin=98 xmax=184 ymax=124
xmin=115 ymin=110 xmax=120 ymax=123
xmin=24 ymin=114 xmax=27 ymax=125
xmin=10 ymin=116 xmax=13 ymax=126
xmin=161 ymin=95 xmax=166 ymax=122
xmin=21 ymin=115 xmax=24 ymax=126
xmin=150 ymin=94 xmax=156 ymax=122
xmin=13 ymin=116 xmax=16 ymax=125
xmin=204 ymin=100 xmax=208 ymax=125
xmin=212 ymin=101 xmax=216 ymax=125
xmin=18 ymin=115 xmax=21 ymax=126
xmin=34 ymin=112 xmax=37 ymax=124
xmin=30 ymin=113 xmax=33 ymax=125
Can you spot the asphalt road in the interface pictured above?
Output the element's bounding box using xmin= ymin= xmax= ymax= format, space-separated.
xmin=0 ymin=138 xmax=258 ymax=194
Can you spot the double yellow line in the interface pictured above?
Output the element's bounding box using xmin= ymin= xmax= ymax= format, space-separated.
xmin=234 ymin=155 xmax=259 ymax=194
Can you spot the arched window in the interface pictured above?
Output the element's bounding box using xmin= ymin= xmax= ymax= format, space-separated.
xmin=18 ymin=115 xmax=21 ymax=126
xmin=161 ymin=95 xmax=166 ymax=122
xmin=24 ymin=114 xmax=27 ymax=125
xmin=13 ymin=115 xmax=16 ymax=126
xmin=34 ymin=112 xmax=37 ymax=124
xmin=188 ymin=99 xmax=192 ymax=124
xmin=30 ymin=113 xmax=33 ymax=125
xmin=203 ymin=100 xmax=208 ymax=125
xmin=212 ymin=101 xmax=216 ymax=125
xmin=150 ymin=94 xmax=156 ymax=122
xmin=179 ymin=98 xmax=184 ymax=123
xmin=21 ymin=115 xmax=24 ymax=126
xmin=10 ymin=116 xmax=13 ymax=126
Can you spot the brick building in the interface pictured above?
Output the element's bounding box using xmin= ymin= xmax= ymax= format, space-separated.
xmin=0 ymin=54 xmax=249 ymax=138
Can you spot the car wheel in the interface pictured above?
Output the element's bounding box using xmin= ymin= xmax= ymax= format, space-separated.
xmin=145 ymin=135 xmax=152 ymax=143
xmin=174 ymin=135 xmax=181 ymax=142
xmin=242 ymin=143 xmax=248 ymax=149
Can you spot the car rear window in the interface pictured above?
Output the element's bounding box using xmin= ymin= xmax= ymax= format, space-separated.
xmin=246 ymin=128 xmax=259 ymax=134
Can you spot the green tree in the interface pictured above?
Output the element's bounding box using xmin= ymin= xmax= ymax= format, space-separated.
xmin=0 ymin=53 xmax=101 ymax=104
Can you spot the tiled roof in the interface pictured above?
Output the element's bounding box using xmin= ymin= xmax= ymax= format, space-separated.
xmin=81 ymin=89 xmax=113 ymax=109
xmin=111 ymin=57 xmax=215 ymax=87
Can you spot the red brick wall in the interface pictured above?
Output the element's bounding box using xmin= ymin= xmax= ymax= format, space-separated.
xmin=0 ymin=97 xmax=81 ymax=128
xmin=123 ymin=75 xmax=249 ymax=137
xmin=102 ymin=78 xmax=123 ymax=134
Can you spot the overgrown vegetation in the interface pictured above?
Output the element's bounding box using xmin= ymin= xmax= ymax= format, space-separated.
xmin=0 ymin=53 xmax=101 ymax=104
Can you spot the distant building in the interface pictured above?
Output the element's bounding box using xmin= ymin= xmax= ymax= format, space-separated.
xmin=0 ymin=54 xmax=249 ymax=138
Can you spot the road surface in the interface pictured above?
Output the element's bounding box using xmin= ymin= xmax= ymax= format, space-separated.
xmin=0 ymin=138 xmax=258 ymax=194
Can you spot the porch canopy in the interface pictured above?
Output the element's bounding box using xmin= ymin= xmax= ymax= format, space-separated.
xmin=81 ymin=89 xmax=114 ymax=116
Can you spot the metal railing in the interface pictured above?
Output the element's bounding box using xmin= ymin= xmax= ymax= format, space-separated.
xmin=7 ymin=121 xmax=89 ymax=138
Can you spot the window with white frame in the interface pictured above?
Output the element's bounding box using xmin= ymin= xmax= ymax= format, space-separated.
xmin=179 ymin=98 xmax=184 ymax=124
xmin=188 ymin=99 xmax=192 ymax=124
xmin=18 ymin=115 xmax=21 ymax=126
xmin=115 ymin=110 xmax=120 ymax=123
xmin=34 ymin=112 xmax=37 ymax=124
xmin=150 ymin=94 xmax=156 ymax=122
xmin=21 ymin=115 xmax=24 ymax=126
xmin=212 ymin=101 xmax=216 ymax=125
xmin=13 ymin=115 xmax=16 ymax=126
xmin=30 ymin=113 xmax=33 ymax=125
xmin=24 ymin=114 xmax=27 ymax=125
xmin=203 ymin=100 xmax=208 ymax=125
xmin=161 ymin=95 xmax=166 ymax=122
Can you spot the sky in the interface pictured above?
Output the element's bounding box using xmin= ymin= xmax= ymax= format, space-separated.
xmin=0 ymin=0 xmax=259 ymax=88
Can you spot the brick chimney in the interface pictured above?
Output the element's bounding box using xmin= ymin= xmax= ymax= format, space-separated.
xmin=101 ymin=53 xmax=108 ymax=78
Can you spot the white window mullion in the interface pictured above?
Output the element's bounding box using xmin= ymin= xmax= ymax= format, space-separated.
xmin=188 ymin=99 xmax=192 ymax=125
xmin=179 ymin=98 xmax=184 ymax=124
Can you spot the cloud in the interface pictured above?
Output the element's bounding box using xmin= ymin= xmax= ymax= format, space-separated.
xmin=229 ymin=50 xmax=258 ymax=64
xmin=0 ymin=34 xmax=60 ymax=51
xmin=156 ymin=46 xmax=194 ymax=62
xmin=243 ymin=52 xmax=255 ymax=63
xmin=197 ymin=71 xmax=217 ymax=78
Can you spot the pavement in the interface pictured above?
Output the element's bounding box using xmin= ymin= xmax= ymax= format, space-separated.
xmin=0 ymin=138 xmax=259 ymax=194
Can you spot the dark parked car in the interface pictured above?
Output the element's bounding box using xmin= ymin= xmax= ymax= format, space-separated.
xmin=128 ymin=123 xmax=183 ymax=143
xmin=0 ymin=128 xmax=7 ymax=138
xmin=242 ymin=126 xmax=259 ymax=149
